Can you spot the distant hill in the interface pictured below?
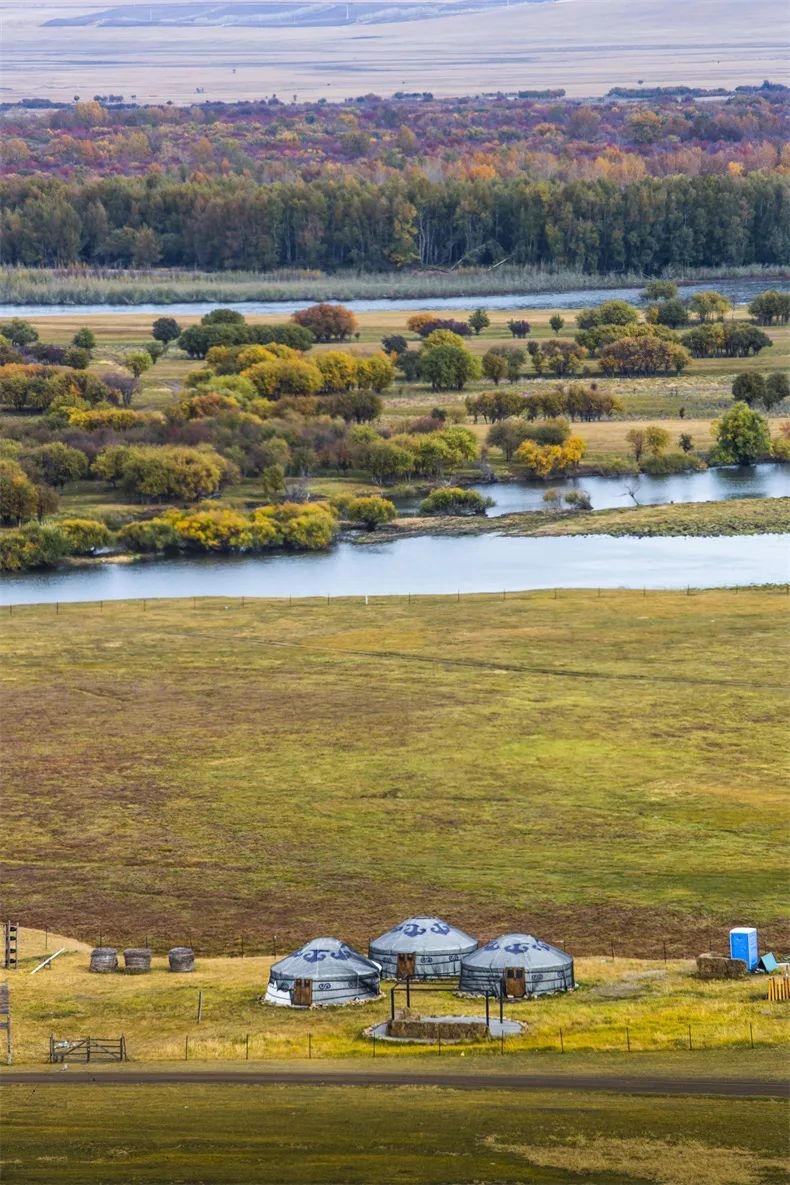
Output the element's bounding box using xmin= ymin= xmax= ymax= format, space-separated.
xmin=45 ymin=0 xmax=550 ymax=28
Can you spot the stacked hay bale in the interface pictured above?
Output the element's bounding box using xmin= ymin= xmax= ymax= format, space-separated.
xmin=168 ymin=947 xmax=195 ymax=973
xmin=696 ymin=954 xmax=747 ymax=979
xmin=123 ymin=948 xmax=152 ymax=974
xmin=89 ymin=947 xmax=118 ymax=973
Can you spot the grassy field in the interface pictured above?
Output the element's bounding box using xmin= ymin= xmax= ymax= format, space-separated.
xmin=2 ymin=590 xmax=788 ymax=955
xmin=371 ymin=497 xmax=790 ymax=541
xmin=2 ymin=0 xmax=787 ymax=105
xmin=5 ymin=927 xmax=789 ymax=1065
xmin=2 ymin=1076 xmax=788 ymax=1185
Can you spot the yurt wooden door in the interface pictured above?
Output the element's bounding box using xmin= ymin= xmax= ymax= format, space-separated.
xmin=396 ymin=952 xmax=416 ymax=979
xmin=292 ymin=978 xmax=313 ymax=1007
xmin=504 ymin=967 xmax=526 ymax=998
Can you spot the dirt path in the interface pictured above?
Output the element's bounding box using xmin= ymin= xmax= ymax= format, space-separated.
xmin=1 ymin=1069 xmax=786 ymax=1098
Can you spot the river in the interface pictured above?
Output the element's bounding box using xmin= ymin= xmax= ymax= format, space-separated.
xmin=2 ymin=280 xmax=785 ymax=319
xmin=2 ymin=534 xmax=787 ymax=606
xmin=445 ymin=463 xmax=790 ymax=517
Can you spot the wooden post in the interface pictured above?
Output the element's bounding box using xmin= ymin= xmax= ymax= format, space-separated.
xmin=749 ymin=1022 xmax=754 ymax=1050
xmin=185 ymin=1035 xmax=189 ymax=1060
xmin=308 ymin=1033 xmax=312 ymax=1059
xmin=663 ymin=940 xmax=667 ymax=964
xmin=245 ymin=1033 xmax=250 ymax=1061
xmin=626 ymin=1026 xmax=631 ymax=1052
xmin=372 ymin=1034 xmax=376 ymax=1058
xmin=485 ymin=994 xmax=490 ymax=1032
xmin=196 ymin=990 xmax=203 ymax=1024
xmin=687 ymin=1024 xmax=693 ymax=1051
xmin=559 ymin=1028 xmax=564 ymax=1054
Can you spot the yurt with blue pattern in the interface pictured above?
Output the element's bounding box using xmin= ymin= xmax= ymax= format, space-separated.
xmin=264 ymin=937 xmax=381 ymax=1007
xmin=459 ymin=933 xmax=573 ymax=998
xmin=368 ymin=916 xmax=479 ymax=980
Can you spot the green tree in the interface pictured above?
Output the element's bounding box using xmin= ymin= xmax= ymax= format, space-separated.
xmin=654 ymin=298 xmax=689 ymax=328
xmin=72 ymin=327 xmax=96 ymax=350
xmin=644 ymin=425 xmax=671 ymax=456
xmin=764 ymin=372 xmax=790 ymax=410
xmin=747 ymin=290 xmax=790 ymax=326
xmin=689 ymin=291 xmax=732 ymax=322
xmin=418 ymin=343 xmax=481 ymax=391
xmin=481 ymin=350 xmax=508 ymax=385
xmin=468 ymin=308 xmax=490 ymax=335
xmin=152 ymin=316 xmax=182 ymax=345
xmin=712 ymin=403 xmax=771 ymax=465
xmin=0 ymin=319 xmax=38 ymax=346
xmin=26 ymin=442 xmax=88 ymax=487
xmin=124 ymin=350 xmax=153 ymax=378
xmin=642 ymin=280 xmax=678 ymax=302
xmin=549 ymin=314 xmax=564 ymax=334
xmin=732 ymin=372 xmax=766 ymax=406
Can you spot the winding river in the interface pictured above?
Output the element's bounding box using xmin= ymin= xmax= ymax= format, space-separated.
xmin=2 ymin=280 xmax=785 ymax=320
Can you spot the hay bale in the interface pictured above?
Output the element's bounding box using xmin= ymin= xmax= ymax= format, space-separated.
xmin=168 ymin=946 xmax=195 ymax=973
xmin=89 ymin=947 xmax=118 ymax=973
xmin=696 ymin=953 xmax=747 ymax=979
xmin=123 ymin=947 xmax=152 ymax=974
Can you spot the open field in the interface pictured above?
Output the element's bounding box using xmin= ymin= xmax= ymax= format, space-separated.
xmin=4 ymin=928 xmax=789 ymax=1064
xmin=2 ymin=1076 xmax=788 ymax=1185
xmin=2 ymin=0 xmax=788 ymax=105
xmin=1 ymin=590 xmax=788 ymax=954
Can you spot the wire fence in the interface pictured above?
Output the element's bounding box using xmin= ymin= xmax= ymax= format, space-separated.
xmin=3 ymin=583 xmax=790 ymax=616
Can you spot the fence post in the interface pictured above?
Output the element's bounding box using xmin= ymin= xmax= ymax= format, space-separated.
xmin=240 ymin=935 xmax=245 ymax=958
xmin=372 ymin=1034 xmax=376 ymax=1058
xmin=626 ymin=1026 xmax=631 ymax=1053
xmin=196 ymin=991 xmax=203 ymax=1024
xmin=559 ymin=1028 xmax=564 ymax=1054
xmin=245 ymin=1033 xmax=250 ymax=1061
xmin=687 ymin=1024 xmax=693 ymax=1051
xmin=749 ymin=1022 xmax=754 ymax=1050
xmin=663 ymin=940 xmax=667 ymax=964
xmin=308 ymin=1033 xmax=312 ymax=1059
xmin=185 ymin=1035 xmax=189 ymax=1061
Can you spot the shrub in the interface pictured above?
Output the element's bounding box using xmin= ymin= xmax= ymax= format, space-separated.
xmin=640 ymin=452 xmax=706 ymax=476
xmin=344 ymin=495 xmax=397 ymax=529
xmin=0 ymin=523 xmax=67 ymax=571
xmin=514 ymin=435 xmax=586 ymax=477
xmin=576 ymin=300 xmax=639 ymax=330
xmin=72 ymin=327 xmax=96 ymax=350
xmin=564 ymin=489 xmax=592 ymax=510
xmin=117 ymin=517 xmax=179 ymax=553
xmin=57 ymin=517 xmax=112 ymax=554
xmin=419 ymin=487 xmax=492 ymax=516
xmin=171 ymin=508 xmax=254 ymax=553
xmin=712 ymin=403 xmax=772 ymax=465
xmin=507 ymin=319 xmax=531 ymax=339
xmin=124 ymin=350 xmax=153 ymax=378
xmin=25 ymin=442 xmax=88 ymax=487
xmin=0 ymin=318 xmax=38 ymax=346
xmin=732 ymin=372 xmax=766 ymax=405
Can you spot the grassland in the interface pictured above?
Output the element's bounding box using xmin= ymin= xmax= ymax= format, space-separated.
xmin=1 ymin=590 xmax=788 ymax=955
xmin=5 ymin=927 xmax=789 ymax=1065
xmin=3 ymin=0 xmax=788 ymax=105
xmin=2 ymin=1076 xmax=786 ymax=1185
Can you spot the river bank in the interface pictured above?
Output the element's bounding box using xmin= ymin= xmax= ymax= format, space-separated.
xmin=353 ymin=496 xmax=790 ymax=544
xmin=1 ymin=266 xmax=786 ymax=313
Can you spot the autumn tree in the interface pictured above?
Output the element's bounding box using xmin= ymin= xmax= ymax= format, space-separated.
xmin=344 ymin=495 xmax=397 ymax=530
xmin=292 ymin=303 xmax=357 ymax=342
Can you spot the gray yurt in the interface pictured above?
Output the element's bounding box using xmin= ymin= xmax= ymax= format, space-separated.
xmin=368 ymin=916 xmax=478 ymax=980
xmin=459 ymin=933 xmax=574 ymax=998
xmin=264 ymin=937 xmax=381 ymax=1008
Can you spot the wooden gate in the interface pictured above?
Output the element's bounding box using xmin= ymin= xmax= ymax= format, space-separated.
xmin=292 ymin=978 xmax=313 ymax=1007
xmin=396 ymin=952 xmax=416 ymax=979
xmin=49 ymin=1036 xmax=126 ymax=1063
xmin=504 ymin=967 xmax=526 ymax=998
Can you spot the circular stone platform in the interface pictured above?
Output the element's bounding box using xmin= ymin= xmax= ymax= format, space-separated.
xmin=365 ymin=1016 xmax=523 ymax=1044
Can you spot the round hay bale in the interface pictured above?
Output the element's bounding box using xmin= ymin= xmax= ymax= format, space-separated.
xmin=123 ymin=947 xmax=152 ymax=974
xmin=168 ymin=946 xmax=195 ymax=973
xmin=89 ymin=947 xmax=118 ymax=973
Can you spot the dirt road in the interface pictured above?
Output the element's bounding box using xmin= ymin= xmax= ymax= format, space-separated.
xmin=1 ymin=1069 xmax=786 ymax=1098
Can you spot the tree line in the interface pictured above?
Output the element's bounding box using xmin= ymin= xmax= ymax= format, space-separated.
xmin=1 ymin=172 xmax=788 ymax=272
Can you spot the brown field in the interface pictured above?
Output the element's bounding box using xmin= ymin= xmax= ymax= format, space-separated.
xmin=2 ymin=0 xmax=788 ymax=106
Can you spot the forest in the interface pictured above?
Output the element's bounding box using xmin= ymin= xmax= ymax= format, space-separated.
xmin=1 ymin=173 xmax=789 ymax=274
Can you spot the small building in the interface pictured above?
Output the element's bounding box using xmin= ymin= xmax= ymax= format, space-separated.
xmin=368 ymin=916 xmax=478 ymax=980
xmin=264 ymin=937 xmax=380 ymax=1008
xmin=459 ymin=933 xmax=573 ymax=998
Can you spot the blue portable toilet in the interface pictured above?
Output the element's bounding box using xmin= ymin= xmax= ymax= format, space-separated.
xmin=729 ymin=927 xmax=758 ymax=971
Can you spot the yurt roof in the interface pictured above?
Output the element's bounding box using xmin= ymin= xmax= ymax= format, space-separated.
xmin=271 ymin=937 xmax=379 ymax=979
xmin=461 ymin=934 xmax=571 ymax=969
xmin=370 ymin=916 xmax=478 ymax=954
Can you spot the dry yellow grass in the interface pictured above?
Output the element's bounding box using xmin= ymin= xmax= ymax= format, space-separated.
xmin=6 ymin=928 xmax=788 ymax=1065
xmin=2 ymin=0 xmax=787 ymax=104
